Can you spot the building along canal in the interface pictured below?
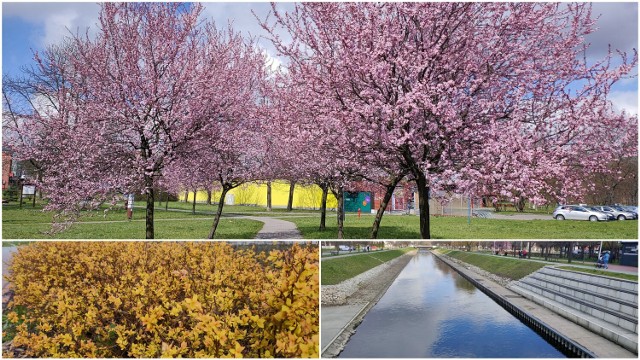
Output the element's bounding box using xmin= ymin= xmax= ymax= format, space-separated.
xmin=338 ymin=251 xmax=567 ymax=358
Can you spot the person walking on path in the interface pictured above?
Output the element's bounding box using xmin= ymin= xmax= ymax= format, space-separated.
xmin=602 ymin=251 xmax=610 ymax=269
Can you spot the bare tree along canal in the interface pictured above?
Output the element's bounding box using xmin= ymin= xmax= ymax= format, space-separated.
xmin=338 ymin=252 xmax=566 ymax=358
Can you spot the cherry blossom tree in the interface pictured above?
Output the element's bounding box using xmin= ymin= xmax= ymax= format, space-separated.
xmin=5 ymin=3 xmax=267 ymax=239
xmin=263 ymin=71 xmax=367 ymax=238
xmin=262 ymin=2 xmax=637 ymax=239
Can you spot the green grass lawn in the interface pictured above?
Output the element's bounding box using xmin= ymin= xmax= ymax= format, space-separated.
xmin=556 ymin=266 xmax=638 ymax=282
xmin=2 ymin=204 xmax=262 ymax=239
xmin=437 ymin=249 xmax=547 ymax=280
xmin=286 ymin=214 xmax=637 ymax=239
xmin=321 ymin=248 xmax=414 ymax=285
xmin=3 ymin=203 xmax=637 ymax=239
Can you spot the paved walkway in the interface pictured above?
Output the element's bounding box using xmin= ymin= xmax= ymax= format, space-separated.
xmin=240 ymin=216 xmax=302 ymax=239
xmin=135 ymin=206 xmax=303 ymax=239
xmin=469 ymin=251 xmax=638 ymax=275
xmin=321 ymin=304 xmax=367 ymax=354
xmin=490 ymin=213 xmax=552 ymax=220
xmin=320 ymin=249 xmax=393 ymax=261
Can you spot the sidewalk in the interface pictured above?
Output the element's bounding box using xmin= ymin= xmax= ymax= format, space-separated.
xmin=135 ymin=206 xmax=303 ymax=239
xmin=320 ymin=249 xmax=393 ymax=261
xmin=321 ymin=304 xmax=367 ymax=354
xmin=469 ymin=251 xmax=638 ymax=276
xmin=241 ymin=216 xmax=302 ymax=239
xmin=558 ymin=262 xmax=638 ymax=275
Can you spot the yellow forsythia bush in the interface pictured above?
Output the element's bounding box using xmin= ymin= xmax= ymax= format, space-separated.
xmin=4 ymin=242 xmax=319 ymax=358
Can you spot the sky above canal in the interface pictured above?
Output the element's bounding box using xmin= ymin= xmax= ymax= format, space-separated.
xmin=3 ymin=2 xmax=638 ymax=115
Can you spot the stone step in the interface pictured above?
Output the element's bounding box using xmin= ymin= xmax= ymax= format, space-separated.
xmin=510 ymin=284 xmax=638 ymax=354
xmin=516 ymin=280 xmax=637 ymax=334
xmin=540 ymin=267 xmax=638 ymax=295
xmin=524 ymin=275 xmax=637 ymax=318
xmin=534 ymin=272 xmax=638 ymax=305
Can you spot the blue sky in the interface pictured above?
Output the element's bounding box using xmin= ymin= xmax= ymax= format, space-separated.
xmin=2 ymin=2 xmax=638 ymax=114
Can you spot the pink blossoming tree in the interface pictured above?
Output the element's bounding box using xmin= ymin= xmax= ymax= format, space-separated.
xmin=262 ymin=2 xmax=637 ymax=238
xmin=5 ymin=3 xmax=267 ymax=239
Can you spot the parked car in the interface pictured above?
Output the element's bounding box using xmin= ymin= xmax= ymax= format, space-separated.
xmin=591 ymin=205 xmax=636 ymax=220
xmin=585 ymin=206 xmax=615 ymax=221
xmin=612 ymin=205 xmax=638 ymax=219
xmin=619 ymin=205 xmax=638 ymax=214
xmin=552 ymin=205 xmax=609 ymax=221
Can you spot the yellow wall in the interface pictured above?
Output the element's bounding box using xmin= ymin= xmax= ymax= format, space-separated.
xmin=180 ymin=181 xmax=338 ymax=210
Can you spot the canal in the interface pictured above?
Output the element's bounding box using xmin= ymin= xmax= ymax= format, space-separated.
xmin=338 ymin=252 xmax=566 ymax=358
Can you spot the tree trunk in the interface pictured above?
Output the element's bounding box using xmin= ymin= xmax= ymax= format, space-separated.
xmin=206 ymin=189 xmax=212 ymax=205
xmin=287 ymin=181 xmax=295 ymax=211
xmin=336 ymin=187 xmax=344 ymax=239
xmin=528 ymin=241 xmax=532 ymax=259
xmin=371 ymin=177 xmax=401 ymax=239
xmin=208 ymin=186 xmax=230 ymax=239
xmin=192 ymin=189 xmax=197 ymax=215
xmin=165 ymin=191 xmax=169 ymax=211
xmin=266 ymin=181 xmax=272 ymax=212
xmin=416 ymin=174 xmax=431 ymax=239
xmin=319 ymin=182 xmax=328 ymax=231
xmin=145 ymin=177 xmax=155 ymax=239
xmin=184 ymin=190 xmax=189 ymax=203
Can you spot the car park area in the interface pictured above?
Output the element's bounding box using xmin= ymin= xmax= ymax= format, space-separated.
xmin=553 ymin=205 xmax=638 ymax=221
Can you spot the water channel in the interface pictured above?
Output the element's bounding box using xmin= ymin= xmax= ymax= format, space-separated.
xmin=339 ymin=252 xmax=567 ymax=358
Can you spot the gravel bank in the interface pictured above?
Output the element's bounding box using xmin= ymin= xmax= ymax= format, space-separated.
xmin=322 ymin=249 xmax=417 ymax=306
xmin=434 ymin=251 xmax=514 ymax=286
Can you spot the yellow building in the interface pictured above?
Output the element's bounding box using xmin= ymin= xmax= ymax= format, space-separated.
xmin=181 ymin=181 xmax=338 ymax=210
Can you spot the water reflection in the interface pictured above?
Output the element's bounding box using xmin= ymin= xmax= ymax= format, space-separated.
xmin=338 ymin=252 xmax=565 ymax=358
xmin=454 ymin=275 xmax=476 ymax=294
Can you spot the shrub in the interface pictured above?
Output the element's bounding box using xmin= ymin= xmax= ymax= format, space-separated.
xmin=3 ymin=242 xmax=319 ymax=358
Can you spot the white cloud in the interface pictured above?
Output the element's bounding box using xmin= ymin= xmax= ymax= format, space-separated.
xmin=609 ymin=90 xmax=639 ymax=116
xmin=3 ymin=2 xmax=100 ymax=46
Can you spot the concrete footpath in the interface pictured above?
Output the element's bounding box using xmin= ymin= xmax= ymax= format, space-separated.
xmin=241 ymin=216 xmax=302 ymax=239
xmin=468 ymin=251 xmax=638 ymax=275
xmin=133 ymin=206 xmax=303 ymax=239
xmin=321 ymin=304 xmax=368 ymax=354
xmin=434 ymin=252 xmax=636 ymax=358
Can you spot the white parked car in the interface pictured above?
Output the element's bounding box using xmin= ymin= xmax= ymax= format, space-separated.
xmin=585 ymin=207 xmax=615 ymax=221
xmin=552 ymin=205 xmax=609 ymax=221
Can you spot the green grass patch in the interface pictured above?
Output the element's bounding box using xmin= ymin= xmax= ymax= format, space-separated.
xmin=438 ymin=250 xmax=546 ymax=280
xmin=2 ymin=241 xmax=32 ymax=247
xmin=287 ymin=214 xmax=637 ymax=239
xmin=2 ymin=204 xmax=262 ymax=239
xmin=321 ymin=248 xmax=414 ymax=285
xmin=556 ymin=266 xmax=638 ymax=282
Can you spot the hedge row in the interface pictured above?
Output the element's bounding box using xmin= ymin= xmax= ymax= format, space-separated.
xmin=4 ymin=242 xmax=318 ymax=358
